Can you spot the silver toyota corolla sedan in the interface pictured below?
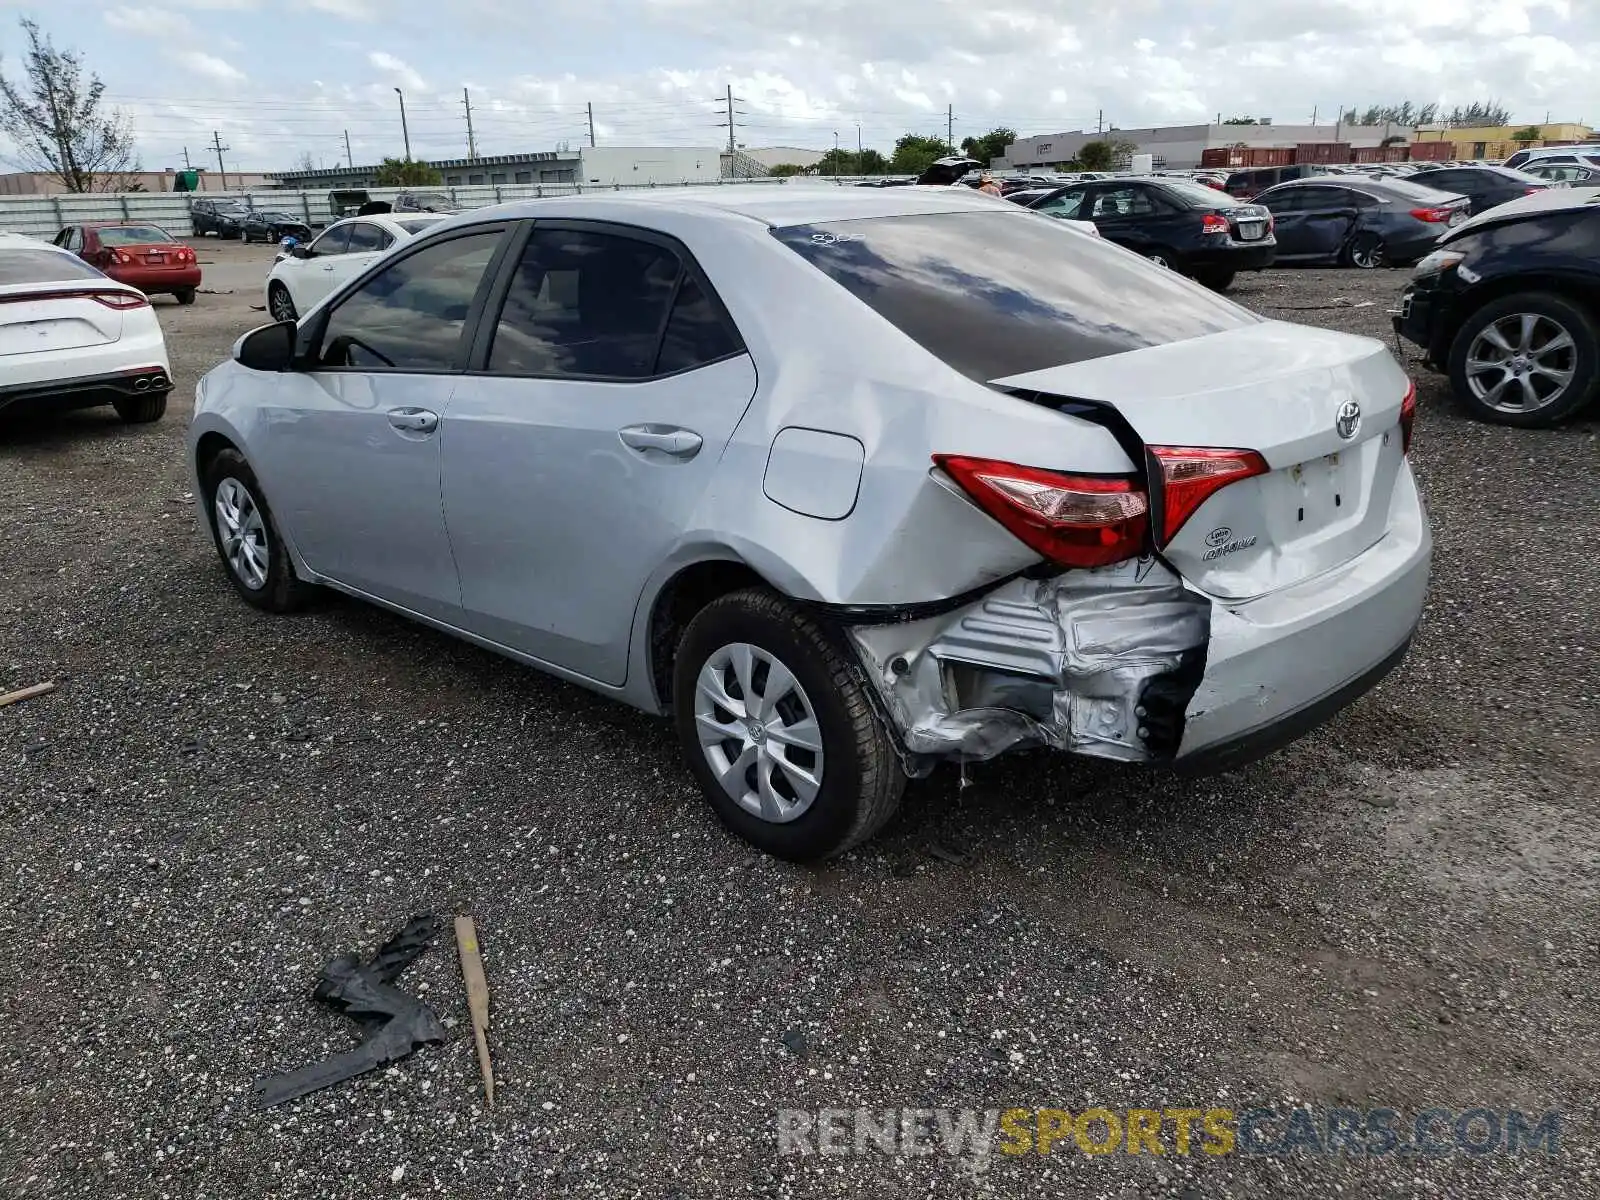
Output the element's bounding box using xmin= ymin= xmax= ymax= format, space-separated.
xmin=189 ymin=186 xmax=1431 ymax=861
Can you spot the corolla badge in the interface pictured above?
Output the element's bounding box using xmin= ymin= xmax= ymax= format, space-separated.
xmin=1335 ymin=399 xmax=1362 ymax=440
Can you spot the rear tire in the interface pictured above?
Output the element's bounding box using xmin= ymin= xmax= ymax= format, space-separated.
xmin=112 ymin=392 xmax=167 ymax=424
xmin=1447 ymin=291 xmax=1599 ymax=427
xmin=1195 ymin=268 xmax=1236 ymax=292
xmin=672 ymin=588 xmax=905 ymax=861
xmin=1345 ymin=233 xmax=1386 ymax=269
xmin=175 ymin=288 xmax=197 ymax=305
xmin=201 ymin=449 xmax=315 ymax=612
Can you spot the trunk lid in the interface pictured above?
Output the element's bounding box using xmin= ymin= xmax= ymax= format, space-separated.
xmin=991 ymin=321 xmax=1412 ymax=600
xmin=0 ymin=285 xmax=126 ymax=355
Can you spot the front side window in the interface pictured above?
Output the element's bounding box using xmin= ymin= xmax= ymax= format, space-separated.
xmin=487 ymin=228 xmax=682 ymax=378
xmin=773 ymin=212 xmax=1256 ymax=382
xmin=317 ymin=230 xmax=502 ymax=371
xmin=1259 ymin=187 xmax=1307 ymax=212
xmin=1090 ymin=186 xmax=1156 ymax=217
xmin=309 ymin=225 xmax=351 ymax=256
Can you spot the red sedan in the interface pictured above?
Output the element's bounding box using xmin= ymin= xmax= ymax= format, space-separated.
xmin=52 ymin=222 xmax=202 ymax=304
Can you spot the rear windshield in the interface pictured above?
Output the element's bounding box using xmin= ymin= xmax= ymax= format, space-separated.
xmin=0 ymin=247 xmax=104 ymax=284
xmin=1158 ymin=180 xmax=1247 ymax=208
xmin=773 ymin=212 xmax=1257 ymax=381
xmin=98 ymin=226 xmax=175 ymax=246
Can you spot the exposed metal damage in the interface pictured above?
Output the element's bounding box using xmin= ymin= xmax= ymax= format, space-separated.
xmin=848 ymin=557 xmax=1212 ymax=772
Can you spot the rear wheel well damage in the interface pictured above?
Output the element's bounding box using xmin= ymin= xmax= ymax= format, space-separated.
xmin=648 ymin=560 xmax=767 ymax=710
xmin=844 ymin=558 xmax=1212 ymax=770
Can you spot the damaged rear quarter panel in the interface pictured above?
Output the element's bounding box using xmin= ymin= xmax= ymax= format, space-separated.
xmin=847 ymin=556 xmax=1211 ymax=767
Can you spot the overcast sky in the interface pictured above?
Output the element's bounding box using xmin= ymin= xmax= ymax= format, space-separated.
xmin=0 ymin=0 xmax=1594 ymax=172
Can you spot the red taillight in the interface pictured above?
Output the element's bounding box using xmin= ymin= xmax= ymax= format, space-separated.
xmin=1409 ymin=207 xmax=1455 ymax=223
xmin=1201 ymin=212 xmax=1229 ymax=234
xmin=112 ymin=250 xmax=133 ymax=264
xmin=1148 ymin=446 xmax=1270 ymax=544
xmin=1399 ymin=378 xmax=1417 ymax=455
xmin=934 ymin=455 xmax=1149 ymax=568
xmin=91 ymin=290 xmax=149 ymax=309
xmin=1524 ymin=186 xmax=1542 ymax=195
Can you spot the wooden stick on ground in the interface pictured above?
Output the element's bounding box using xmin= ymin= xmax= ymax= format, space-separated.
xmin=454 ymin=915 xmax=495 ymax=1110
xmin=0 ymin=681 xmax=55 ymax=710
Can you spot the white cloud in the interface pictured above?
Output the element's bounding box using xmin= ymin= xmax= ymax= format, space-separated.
xmin=104 ymin=8 xmax=200 ymax=39
xmin=368 ymin=51 xmax=427 ymax=93
xmin=175 ymin=51 xmax=246 ymax=84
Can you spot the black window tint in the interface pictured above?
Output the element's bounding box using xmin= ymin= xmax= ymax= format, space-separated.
xmin=1090 ymin=186 xmax=1156 ymax=217
xmin=774 ymin=212 xmax=1256 ymax=382
xmin=487 ymin=228 xmax=681 ymax=378
xmin=310 ymin=225 xmax=350 ymax=256
xmin=345 ymin=222 xmax=385 ymax=252
xmin=656 ymin=275 xmax=741 ymax=375
xmin=0 ymin=248 xmax=104 ymax=283
xmin=318 ymin=230 xmax=501 ymax=371
xmin=1260 ymin=188 xmax=1307 ymax=212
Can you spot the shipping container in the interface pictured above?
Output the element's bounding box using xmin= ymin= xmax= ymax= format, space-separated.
xmin=1200 ymin=146 xmax=1296 ymax=169
xmin=1295 ymin=142 xmax=1352 ymax=164
xmin=1407 ymin=141 xmax=1454 ymax=162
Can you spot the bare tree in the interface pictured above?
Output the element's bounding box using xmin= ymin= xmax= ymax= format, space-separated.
xmin=0 ymin=19 xmax=138 ymax=193
xmin=291 ymin=150 xmax=318 ymax=174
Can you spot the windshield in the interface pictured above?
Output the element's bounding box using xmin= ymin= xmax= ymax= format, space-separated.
xmin=773 ymin=212 xmax=1257 ymax=382
xmin=0 ymin=247 xmax=105 ymax=283
xmin=97 ymin=226 xmax=176 ymax=246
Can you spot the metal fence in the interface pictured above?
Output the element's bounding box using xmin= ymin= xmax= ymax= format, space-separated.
xmin=0 ymin=179 xmax=788 ymax=240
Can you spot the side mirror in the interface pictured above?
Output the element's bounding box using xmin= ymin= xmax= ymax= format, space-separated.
xmin=233 ymin=320 xmax=296 ymax=372
xmin=291 ymin=244 xmax=312 ymax=259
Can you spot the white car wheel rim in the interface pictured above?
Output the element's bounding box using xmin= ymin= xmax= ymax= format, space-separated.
xmin=694 ymin=642 xmax=824 ymax=824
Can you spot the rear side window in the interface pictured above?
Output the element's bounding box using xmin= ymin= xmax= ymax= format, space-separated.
xmin=773 ymin=212 xmax=1256 ymax=381
xmin=656 ymin=275 xmax=742 ymax=375
xmin=345 ymin=223 xmax=389 ymax=252
xmin=0 ymin=247 xmax=104 ymax=284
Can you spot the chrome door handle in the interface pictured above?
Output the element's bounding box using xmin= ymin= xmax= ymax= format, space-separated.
xmin=387 ymin=407 xmax=439 ymax=434
xmin=618 ymin=424 xmax=702 ymax=459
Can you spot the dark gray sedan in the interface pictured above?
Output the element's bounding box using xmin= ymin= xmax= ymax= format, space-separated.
xmin=1255 ymin=176 xmax=1471 ymax=268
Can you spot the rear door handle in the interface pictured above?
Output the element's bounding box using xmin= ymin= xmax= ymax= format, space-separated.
xmin=387 ymin=407 xmax=439 ymax=434
xmin=618 ymin=424 xmax=702 ymax=460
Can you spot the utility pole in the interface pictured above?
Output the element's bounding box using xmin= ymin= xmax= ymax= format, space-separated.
xmin=182 ymin=146 xmax=192 ymax=169
xmin=716 ymin=84 xmax=745 ymax=154
xmin=947 ymin=103 xmax=954 ymax=152
xmin=211 ymin=131 xmax=229 ymax=191
xmin=587 ymin=102 xmax=596 ymax=147
xmin=463 ymin=88 xmax=477 ymax=161
xmin=1097 ymin=109 xmax=1104 ymax=135
xmin=856 ymin=123 xmax=862 ymax=154
xmin=395 ymin=87 xmax=411 ymax=160
xmin=1311 ymin=104 xmax=1318 ymax=126
xmin=344 ymin=129 xmax=353 ymax=167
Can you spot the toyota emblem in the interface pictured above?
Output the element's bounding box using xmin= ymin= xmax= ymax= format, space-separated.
xmin=1335 ymin=399 xmax=1362 ymax=441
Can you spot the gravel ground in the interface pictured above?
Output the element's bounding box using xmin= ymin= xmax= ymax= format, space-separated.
xmin=1 ymin=242 xmax=1597 ymax=1199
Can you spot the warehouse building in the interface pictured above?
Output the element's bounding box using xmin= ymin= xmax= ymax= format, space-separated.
xmin=997 ymin=121 xmax=1415 ymax=170
xmin=269 ymin=147 xmax=727 ymax=191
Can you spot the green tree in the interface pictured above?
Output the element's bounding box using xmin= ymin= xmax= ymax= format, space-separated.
xmin=0 ymin=18 xmax=137 ymax=193
xmin=1222 ymin=116 xmax=1259 ymax=125
xmin=767 ymin=163 xmax=807 ymax=177
xmin=1444 ymin=100 xmax=1511 ymax=128
xmin=1076 ymin=140 xmax=1115 ymax=171
xmin=1511 ymin=125 xmax=1542 ymax=143
xmin=373 ymin=157 xmax=442 ymax=186
xmin=857 ymin=148 xmax=888 ymax=174
xmin=889 ymin=133 xmax=948 ymax=175
xmin=816 ymin=147 xmax=856 ymax=175
xmin=958 ymin=126 xmax=1017 ymax=166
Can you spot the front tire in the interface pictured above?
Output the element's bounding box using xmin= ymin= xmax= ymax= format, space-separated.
xmin=112 ymin=392 xmax=167 ymax=424
xmin=1447 ymin=291 xmax=1599 ymax=427
xmin=1195 ymin=268 xmax=1236 ymax=292
xmin=201 ymin=449 xmax=315 ymax=612
xmin=267 ymin=282 xmax=297 ymax=322
xmin=673 ymin=589 xmax=904 ymax=861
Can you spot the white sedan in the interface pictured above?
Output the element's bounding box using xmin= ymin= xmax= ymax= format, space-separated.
xmin=264 ymin=213 xmax=448 ymax=322
xmin=0 ymin=233 xmax=171 ymax=424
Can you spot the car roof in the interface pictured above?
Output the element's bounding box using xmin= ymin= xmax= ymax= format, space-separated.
xmin=476 ymin=184 xmax=1013 ymax=229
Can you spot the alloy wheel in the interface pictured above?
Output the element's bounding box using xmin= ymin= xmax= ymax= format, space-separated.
xmin=1350 ymin=238 xmax=1386 ymax=269
xmin=268 ymin=285 xmax=297 ymax=323
xmin=694 ymin=642 xmax=824 ymax=824
xmin=1464 ymin=313 xmax=1578 ymax=415
xmin=213 ymin=477 xmax=270 ymax=590
xmin=1148 ymin=254 xmax=1171 ymax=269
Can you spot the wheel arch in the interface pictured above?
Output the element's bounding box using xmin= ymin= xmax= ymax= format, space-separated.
xmin=1435 ymin=273 xmax=1600 ymax=362
xmin=642 ymin=557 xmax=771 ymax=712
